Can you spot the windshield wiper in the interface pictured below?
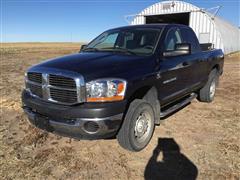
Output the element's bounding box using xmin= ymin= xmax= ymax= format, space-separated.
xmin=102 ymin=47 xmax=137 ymax=55
xmin=115 ymin=47 xmax=137 ymax=55
xmin=82 ymin=47 xmax=99 ymax=52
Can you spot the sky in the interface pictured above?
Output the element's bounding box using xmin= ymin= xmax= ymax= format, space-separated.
xmin=1 ymin=0 xmax=240 ymax=42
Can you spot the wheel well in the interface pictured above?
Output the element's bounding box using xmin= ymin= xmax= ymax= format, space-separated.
xmin=212 ymin=64 xmax=220 ymax=73
xmin=127 ymin=86 xmax=161 ymax=125
xmin=129 ymin=86 xmax=152 ymax=101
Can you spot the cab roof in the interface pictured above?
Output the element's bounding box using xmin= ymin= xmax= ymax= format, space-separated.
xmin=109 ymin=24 xmax=190 ymax=31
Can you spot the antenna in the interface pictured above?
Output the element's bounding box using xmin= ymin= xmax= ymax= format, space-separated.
xmin=203 ymin=6 xmax=222 ymax=19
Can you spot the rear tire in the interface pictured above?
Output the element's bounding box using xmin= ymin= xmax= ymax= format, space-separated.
xmin=198 ymin=69 xmax=219 ymax=102
xmin=117 ymin=99 xmax=155 ymax=152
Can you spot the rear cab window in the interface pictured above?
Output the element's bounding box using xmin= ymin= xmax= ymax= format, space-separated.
xmin=180 ymin=28 xmax=201 ymax=53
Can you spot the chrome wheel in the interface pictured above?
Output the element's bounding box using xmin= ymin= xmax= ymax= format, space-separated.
xmin=117 ymin=99 xmax=155 ymax=151
xmin=134 ymin=111 xmax=152 ymax=143
xmin=210 ymin=80 xmax=216 ymax=99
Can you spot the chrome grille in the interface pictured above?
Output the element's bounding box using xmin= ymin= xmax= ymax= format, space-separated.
xmin=50 ymin=88 xmax=78 ymax=104
xmin=27 ymin=72 xmax=42 ymax=84
xmin=26 ymin=71 xmax=84 ymax=105
xmin=49 ymin=74 xmax=76 ymax=88
xmin=27 ymin=83 xmax=43 ymax=98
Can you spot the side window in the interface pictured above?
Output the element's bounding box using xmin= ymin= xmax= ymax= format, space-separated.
xmin=180 ymin=28 xmax=201 ymax=53
xmin=164 ymin=28 xmax=182 ymax=51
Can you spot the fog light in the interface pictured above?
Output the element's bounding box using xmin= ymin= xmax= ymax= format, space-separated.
xmin=83 ymin=121 xmax=100 ymax=133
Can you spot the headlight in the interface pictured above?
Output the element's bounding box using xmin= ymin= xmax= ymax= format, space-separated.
xmin=24 ymin=72 xmax=29 ymax=89
xmin=86 ymin=79 xmax=127 ymax=102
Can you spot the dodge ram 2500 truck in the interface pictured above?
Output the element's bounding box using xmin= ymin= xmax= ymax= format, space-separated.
xmin=22 ymin=24 xmax=224 ymax=151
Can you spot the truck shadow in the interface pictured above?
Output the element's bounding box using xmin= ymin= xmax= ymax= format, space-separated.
xmin=144 ymin=138 xmax=198 ymax=180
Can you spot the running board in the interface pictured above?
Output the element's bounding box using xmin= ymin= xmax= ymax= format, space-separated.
xmin=160 ymin=93 xmax=197 ymax=118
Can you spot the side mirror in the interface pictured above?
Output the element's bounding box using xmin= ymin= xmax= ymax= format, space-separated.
xmin=163 ymin=43 xmax=191 ymax=57
xmin=80 ymin=44 xmax=87 ymax=52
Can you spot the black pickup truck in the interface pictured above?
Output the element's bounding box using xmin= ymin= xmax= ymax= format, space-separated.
xmin=22 ymin=24 xmax=224 ymax=151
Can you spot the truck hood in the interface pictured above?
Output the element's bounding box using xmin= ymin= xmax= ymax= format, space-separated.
xmin=30 ymin=52 xmax=152 ymax=81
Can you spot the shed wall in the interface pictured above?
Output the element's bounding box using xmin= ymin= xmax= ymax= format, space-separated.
xmin=214 ymin=17 xmax=240 ymax=53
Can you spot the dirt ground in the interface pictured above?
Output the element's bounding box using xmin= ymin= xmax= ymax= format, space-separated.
xmin=0 ymin=43 xmax=239 ymax=180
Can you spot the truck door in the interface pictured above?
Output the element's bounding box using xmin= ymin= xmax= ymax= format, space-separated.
xmin=157 ymin=27 xmax=194 ymax=105
xmin=180 ymin=28 xmax=208 ymax=86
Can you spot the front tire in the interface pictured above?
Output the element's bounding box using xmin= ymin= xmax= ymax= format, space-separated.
xmin=117 ymin=99 xmax=155 ymax=152
xmin=198 ymin=69 xmax=219 ymax=102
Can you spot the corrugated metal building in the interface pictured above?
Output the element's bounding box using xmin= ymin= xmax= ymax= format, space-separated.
xmin=130 ymin=1 xmax=240 ymax=54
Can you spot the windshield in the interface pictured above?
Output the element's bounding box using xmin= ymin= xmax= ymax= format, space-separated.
xmin=84 ymin=28 xmax=162 ymax=56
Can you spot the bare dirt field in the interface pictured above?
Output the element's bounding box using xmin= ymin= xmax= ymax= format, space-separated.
xmin=0 ymin=43 xmax=239 ymax=180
